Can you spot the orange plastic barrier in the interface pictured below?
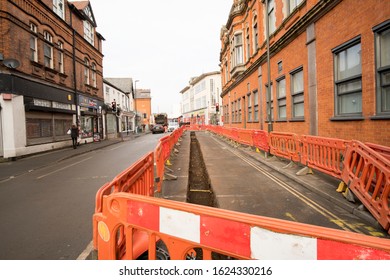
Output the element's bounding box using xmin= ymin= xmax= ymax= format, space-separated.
xmin=237 ymin=128 xmax=254 ymax=147
xmin=366 ymin=142 xmax=390 ymax=162
xmin=342 ymin=141 xmax=390 ymax=234
xmin=269 ymin=132 xmax=301 ymax=162
xmin=95 ymin=193 xmax=390 ymax=260
xmin=154 ymin=126 xmax=185 ymax=193
xmin=94 ymin=152 xmax=154 ymax=213
xmin=154 ymin=142 xmax=164 ymax=193
xmin=93 ymin=152 xmax=155 ymax=251
xmin=300 ymin=135 xmax=349 ymax=179
xmin=252 ymin=130 xmax=269 ymax=152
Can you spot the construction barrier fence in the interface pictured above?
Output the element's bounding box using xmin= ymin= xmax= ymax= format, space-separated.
xmin=93 ymin=125 xmax=390 ymax=259
xmin=342 ymin=141 xmax=390 ymax=234
xmin=95 ymin=193 xmax=390 ymax=260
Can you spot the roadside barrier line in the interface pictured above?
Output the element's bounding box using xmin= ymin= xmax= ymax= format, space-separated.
xmin=77 ymin=241 xmax=94 ymax=260
xmin=36 ymin=157 xmax=93 ymax=179
xmin=209 ymin=135 xmax=364 ymax=234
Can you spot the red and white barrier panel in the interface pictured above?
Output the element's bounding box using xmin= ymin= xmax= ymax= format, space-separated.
xmin=122 ymin=198 xmax=390 ymax=260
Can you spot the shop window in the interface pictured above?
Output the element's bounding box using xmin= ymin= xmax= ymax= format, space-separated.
xmin=26 ymin=113 xmax=72 ymax=145
xmin=80 ymin=116 xmax=93 ymax=137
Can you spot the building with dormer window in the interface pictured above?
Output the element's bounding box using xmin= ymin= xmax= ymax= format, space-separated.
xmin=0 ymin=0 xmax=105 ymax=159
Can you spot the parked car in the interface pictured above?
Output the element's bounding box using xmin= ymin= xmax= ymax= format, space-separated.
xmin=151 ymin=124 xmax=165 ymax=134
xmin=168 ymin=122 xmax=179 ymax=132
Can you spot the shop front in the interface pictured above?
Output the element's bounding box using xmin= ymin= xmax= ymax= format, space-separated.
xmin=78 ymin=95 xmax=103 ymax=143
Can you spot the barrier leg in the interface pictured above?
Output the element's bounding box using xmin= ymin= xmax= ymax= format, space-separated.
xmin=336 ymin=181 xmax=347 ymax=193
xmin=296 ymin=166 xmax=314 ymax=176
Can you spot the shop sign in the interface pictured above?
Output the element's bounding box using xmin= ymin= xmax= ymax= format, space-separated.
xmin=52 ymin=102 xmax=71 ymax=110
xmin=79 ymin=95 xmax=98 ymax=109
xmin=33 ymin=98 xmax=51 ymax=108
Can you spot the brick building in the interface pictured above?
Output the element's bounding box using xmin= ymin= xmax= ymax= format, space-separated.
xmin=220 ymin=0 xmax=390 ymax=145
xmin=0 ymin=0 xmax=104 ymax=158
xmin=134 ymin=89 xmax=152 ymax=132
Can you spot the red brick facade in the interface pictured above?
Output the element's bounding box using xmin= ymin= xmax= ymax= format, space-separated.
xmin=0 ymin=0 xmax=104 ymax=158
xmin=220 ymin=0 xmax=390 ymax=145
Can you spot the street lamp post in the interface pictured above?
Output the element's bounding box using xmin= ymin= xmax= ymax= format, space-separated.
xmin=134 ymin=80 xmax=139 ymax=134
xmin=265 ymin=0 xmax=273 ymax=133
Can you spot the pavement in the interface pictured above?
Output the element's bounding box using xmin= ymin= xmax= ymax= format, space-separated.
xmin=162 ymin=130 xmax=380 ymax=229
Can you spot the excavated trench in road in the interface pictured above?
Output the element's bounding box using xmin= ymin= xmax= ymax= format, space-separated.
xmin=187 ymin=132 xmax=217 ymax=207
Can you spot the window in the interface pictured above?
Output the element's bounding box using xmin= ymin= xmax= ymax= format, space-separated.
xmin=30 ymin=23 xmax=38 ymax=62
xmin=247 ymin=94 xmax=252 ymax=121
xmin=43 ymin=31 xmax=53 ymax=68
xmin=252 ymin=15 xmax=259 ymax=52
xmin=291 ymin=68 xmax=304 ymax=118
xmin=288 ymin=0 xmax=303 ymax=14
xmin=267 ymin=0 xmax=276 ymax=34
xmin=278 ymin=61 xmax=283 ymax=73
xmin=58 ymin=41 xmax=64 ymax=73
xmin=232 ymin=101 xmax=235 ymax=122
xmin=277 ymin=78 xmax=286 ymax=120
xmin=225 ymin=105 xmax=229 ymax=123
xmin=53 ymin=0 xmax=65 ymax=19
xmin=333 ymin=39 xmax=362 ymax=116
xmin=234 ymin=33 xmax=243 ymax=66
xmin=224 ymin=61 xmax=229 ymax=84
xmin=91 ymin=62 xmax=97 ymax=87
xmin=246 ymin=27 xmax=251 ymax=61
xmin=84 ymin=58 xmax=90 ymax=85
xmin=253 ymin=90 xmax=259 ymax=121
xmin=26 ymin=112 xmax=72 ymax=145
xmin=84 ymin=21 xmax=94 ymax=45
xmin=238 ymin=98 xmax=242 ymax=122
xmin=374 ymin=21 xmax=390 ymax=115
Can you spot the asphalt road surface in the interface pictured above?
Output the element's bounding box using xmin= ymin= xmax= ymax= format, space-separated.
xmin=0 ymin=133 xmax=163 ymax=260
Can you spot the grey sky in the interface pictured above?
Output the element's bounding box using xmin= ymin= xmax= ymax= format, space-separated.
xmin=90 ymin=0 xmax=232 ymax=116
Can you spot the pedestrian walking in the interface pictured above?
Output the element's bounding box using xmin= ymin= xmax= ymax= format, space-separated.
xmin=70 ymin=124 xmax=79 ymax=149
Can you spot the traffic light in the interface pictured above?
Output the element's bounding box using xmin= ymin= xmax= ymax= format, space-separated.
xmin=216 ymin=103 xmax=219 ymax=112
xmin=111 ymin=100 xmax=116 ymax=112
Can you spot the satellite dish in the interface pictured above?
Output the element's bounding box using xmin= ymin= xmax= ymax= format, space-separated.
xmin=3 ymin=58 xmax=20 ymax=69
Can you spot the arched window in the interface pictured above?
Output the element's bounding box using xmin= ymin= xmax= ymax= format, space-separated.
xmin=91 ymin=62 xmax=97 ymax=87
xmin=30 ymin=23 xmax=38 ymax=62
xmin=84 ymin=58 xmax=90 ymax=85
xmin=43 ymin=31 xmax=53 ymax=68
xmin=58 ymin=41 xmax=64 ymax=73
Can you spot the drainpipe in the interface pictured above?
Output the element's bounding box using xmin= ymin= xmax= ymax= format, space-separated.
xmin=70 ymin=5 xmax=79 ymax=126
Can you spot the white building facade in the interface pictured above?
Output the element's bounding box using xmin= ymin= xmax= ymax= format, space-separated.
xmin=103 ymin=79 xmax=135 ymax=139
xmin=180 ymin=71 xmax=222 ymax=125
